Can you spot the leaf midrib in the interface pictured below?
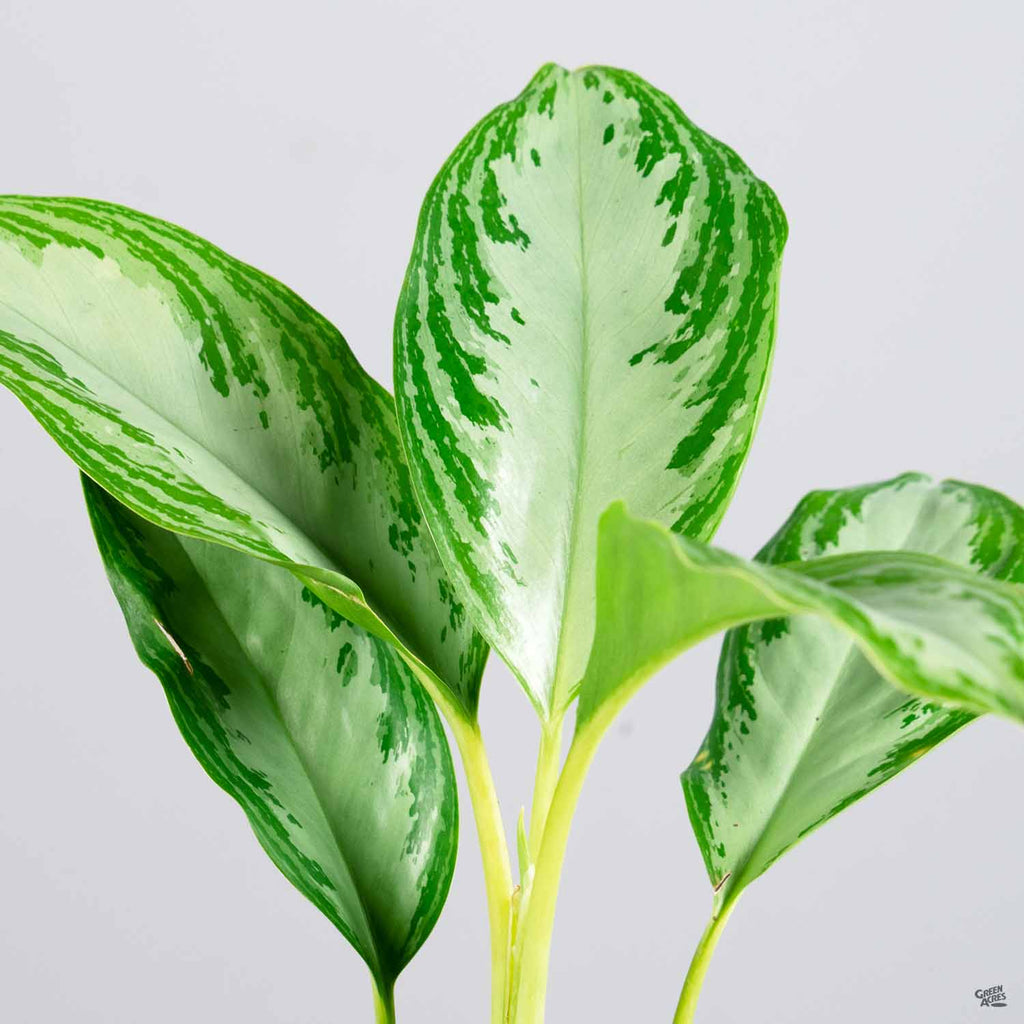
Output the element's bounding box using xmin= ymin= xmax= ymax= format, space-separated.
xmin=548 ymin=72 xmax=595 ymax=715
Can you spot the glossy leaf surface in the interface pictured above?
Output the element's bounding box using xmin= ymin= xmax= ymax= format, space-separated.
xmin=0 ymin=196 xmax=485 ymax=716
xmin=682 ymin=474 xmax=1024 ymax=905
xmin=395 ymin=64 xmax=787 ymax=716
xmin=85 ymin=478 xmax=458 ymax=993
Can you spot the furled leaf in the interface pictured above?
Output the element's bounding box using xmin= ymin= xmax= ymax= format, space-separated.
xmin=84 ymin=477 xmax=458 ymax=1000
xmin=682 ymin=474 xmax=1024 ymax=906
xmin=394 ymin=64 xmax=787 ymax=717
xmin=0 ymin=196 xmax=486 ymax=717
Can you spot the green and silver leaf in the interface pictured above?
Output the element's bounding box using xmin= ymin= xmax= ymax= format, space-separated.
xmin=85 ymin=477 xmax=457 ymax=1001
xmin=395 ymin=64 xmax=787 ymax=717
xmin=0 ymin=196 xmax=486 ymax=717
xmin=681 ymin=473 xmax=1024 ymax=905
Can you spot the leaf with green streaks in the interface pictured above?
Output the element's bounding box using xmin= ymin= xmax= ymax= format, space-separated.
xmin=84 ymin=476 xmax=457 ymax=1004
xmin=395 ymin=64 xmax=787 ymax=717
xmin=0 ymin=196 xmax=486 ymax=718
xmin=577 ymin=477 xmax=1024 ymax=907
xmin=681 ymin=473 xmax=1024 ymax=907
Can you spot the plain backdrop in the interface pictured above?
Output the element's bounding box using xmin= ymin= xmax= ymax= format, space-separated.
xmin=1 ymin=1 xmax=1022 ymax=1021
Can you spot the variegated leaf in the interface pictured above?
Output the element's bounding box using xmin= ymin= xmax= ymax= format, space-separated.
xmin=85 ymin=477 xmax=458 ymax=1008
xmin=395 ymin=64 xmax=787 ymax=717
xmin=681 ymin=474 xmax=1024 ymax=906
xmin=0 ymin=196 xmax=486 ymax=717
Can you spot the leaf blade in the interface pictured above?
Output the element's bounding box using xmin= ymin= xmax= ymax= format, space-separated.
xmin=395 ymin=64 xmax=786 ymax=715
xmin=683 ymin=474 xmax=1024 ymax=903
xmin=576 ymin=475 xmax=1024 ymax=908
xmin=84 ymin=477 xmax=458 ymax=989
xmin=0 ymin=195 xmax=486 ymax=716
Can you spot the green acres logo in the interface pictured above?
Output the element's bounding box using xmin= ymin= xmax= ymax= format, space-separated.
xmin=976 ymin=985 xmax=1007 ymax=1008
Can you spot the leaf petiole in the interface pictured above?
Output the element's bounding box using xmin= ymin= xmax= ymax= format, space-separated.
xmin=442 ymin=712 xmax=515 ymax=1024
xmin=527 ymin=716 xmax=566 ymax=862
xmin=509 ymin=715 xmax=605 ymax=1024
xmin=373 ymin=981 xmax=396 ymax=1024
xmin=672 ymin=902 xmax=736 ymax=1024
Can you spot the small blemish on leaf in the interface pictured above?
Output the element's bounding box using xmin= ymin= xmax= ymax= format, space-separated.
xmin=155 ymin=619 xmax=193 ymax=674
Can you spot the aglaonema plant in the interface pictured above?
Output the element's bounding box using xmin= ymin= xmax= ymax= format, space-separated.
xmin=1 ymin=63 xmax=1022 ymax=1023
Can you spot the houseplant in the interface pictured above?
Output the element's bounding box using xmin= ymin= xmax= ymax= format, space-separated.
xmin=1 ymin=63 xmax=1021 ymax=1022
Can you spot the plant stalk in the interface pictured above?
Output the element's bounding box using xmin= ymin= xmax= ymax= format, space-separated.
xmin=507 ymin=716 xmax=605 ymax=1023
xmin=527 ymin=715 xmax=565 ymax=861
xmin=404 ymin=664 xmax=513 ymax=1024
xmin=373 ymin=981 xmax=396 ymax=1024
xmin=446 ymin=714 xmax=515 ymax=1024
xmin=672 ymin=902 xmax=736 ymax=1024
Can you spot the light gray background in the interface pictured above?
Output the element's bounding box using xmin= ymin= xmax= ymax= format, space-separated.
xmin=1 ymin=1 xmax=1021 ymax=1021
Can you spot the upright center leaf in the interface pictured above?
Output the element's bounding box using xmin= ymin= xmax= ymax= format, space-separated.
xmin=395 ymin=64 xmax=787 ymax=715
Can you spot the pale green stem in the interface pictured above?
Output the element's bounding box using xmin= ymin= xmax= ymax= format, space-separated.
xmin=508 ymin=714 xmax=565 ymax=1021
xmin=672 ymin=902 xmax=736 ymax=1024
xmin=508 ymin=714 xmax=607 ymax=1024
xmin=405 ymin=663 xmax=514 ymax=1024
xmin=447 ymin=714 xmax=515 ymax=1024
xmin=373 ymin=981 xmax=396 ymax=1024
xmin=527 ymin=715 xmax=566 ymax=862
